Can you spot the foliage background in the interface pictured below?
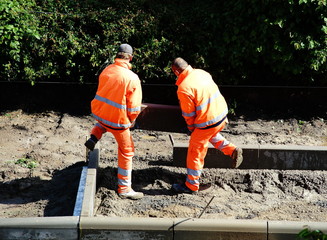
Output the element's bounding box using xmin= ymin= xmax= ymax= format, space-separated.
xmin=0 ymin=0 xmax=326 ymax=86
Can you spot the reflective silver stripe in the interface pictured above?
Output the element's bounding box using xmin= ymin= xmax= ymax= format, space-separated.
xmin=95 ymin=95 xmax=140 ymax=113
xmin=182 ymin=90 xmax=222 ymax=121
xmin=210 ymin=133 xmax=230 ymax=150
xmin=92 ymin=113 xmax=131 ymax=128
xmin=210 ymin=133 xmax=224 ymax=143
xmin=196 ymin=90 xmax=221 ymax=111
xmin=118 ymin=178 xmax=131 ymax=186
xmin=187 ymin=168 xmax=202 ymax=177
xmin=127 ymin=106 xmax=141 ymax=112
xmin=186 ymin=178 xmax=199 ymax=185
xmin=95 ymin=122 xmax=106 ymax=131
xmin=95 ymin=94 xmax=126 ymax=110
xmin=194 ymin=108 xmax=228 ymax=128
xmin=118 ymin=167 xmax=131 ymax=186
xmin=118 ymin=167 xmax=131 ymax=177
xmin=215 ymin=139 xmax=230 ymax=150
xmin=182 ymin=111 xmax=196 ymax=117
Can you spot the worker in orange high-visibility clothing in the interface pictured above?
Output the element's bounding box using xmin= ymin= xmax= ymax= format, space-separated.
xmin=85 ymin=43 xmax=143 ymax=200
xmin=171 ymin=57 xmax=243 ymax=194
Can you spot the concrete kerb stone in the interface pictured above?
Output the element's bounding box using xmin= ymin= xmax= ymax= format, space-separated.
xmin=0 ymin=216 xmax=79 ymax=240
xmin=73 ymin=147 xmax=99 ymax=218
xmin=79 ymin=217 xmax=174 ymax=239
xmin=80 ymin=148 xmax=99 ymax=217
xmin=172 ymin=218 xmax=267 ymax=240
xmin=268 ymin=221 xmax=327 ymax=240
xmin=79 ymin=216 xmax=327 ymax=240
xmin=73 ymin=166 xmax=88 ymax=217
xmin=173 ymin=142 xmax=259 ymax=168
xmin=259 ymin=145 xmax=327 ymax=170
xmin=173 ymin=142 xmax=327 ymax=170
xmin=0 ymin=217 xmax=326 ymax=240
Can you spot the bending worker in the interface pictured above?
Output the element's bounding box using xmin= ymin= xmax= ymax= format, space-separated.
xmin=85 ymin=43 xmax=143 ymax=200
xmin=171 ymin=57 xmax=243 ymax=194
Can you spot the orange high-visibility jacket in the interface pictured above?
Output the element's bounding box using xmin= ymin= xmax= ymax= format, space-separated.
xmin=91 ymin=58 xmax=142 ymax=129
xmin=176 ymin=66 xmax=228 ymax=132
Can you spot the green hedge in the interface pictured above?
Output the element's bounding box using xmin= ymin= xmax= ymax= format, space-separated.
xmin=0 ymin=0 xmax=326 ymax=86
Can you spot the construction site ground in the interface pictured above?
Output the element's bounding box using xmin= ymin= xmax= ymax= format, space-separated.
xmin=1 ymin=109 xmax=327 ymax=222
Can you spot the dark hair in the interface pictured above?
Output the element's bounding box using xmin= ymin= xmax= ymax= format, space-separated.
xmin=172 ymin=57 xmax=189 ymax=72
xmin=116 ymin=52 xmax=132 ymax=60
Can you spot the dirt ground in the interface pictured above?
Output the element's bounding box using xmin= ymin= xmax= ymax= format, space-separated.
xmin=1 ymin=109 xmax=327 ymax=222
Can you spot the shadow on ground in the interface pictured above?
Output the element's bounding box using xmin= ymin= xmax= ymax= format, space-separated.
xmin=0 ymin=161 xmax=85 ymax=216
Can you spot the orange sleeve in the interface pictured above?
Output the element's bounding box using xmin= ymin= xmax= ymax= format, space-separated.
xmin=177 ymin=91 xmax=196 ymax=132
xmin=126 ymin=77 xmax=142 ymax=123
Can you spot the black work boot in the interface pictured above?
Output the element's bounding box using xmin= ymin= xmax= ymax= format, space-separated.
xmin=231 ymin=147 xmax=243 ymax=168
xmin=172 ymin=183 xmax=198 ymax=194
xmin=84 ymin=135 xmax=98 ymax=151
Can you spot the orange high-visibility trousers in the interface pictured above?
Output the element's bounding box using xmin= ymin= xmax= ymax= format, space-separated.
xmin=185 ymin=121 xmax=236 ymax=192
xmin=91 ymin=123 xmax=134 ymax=194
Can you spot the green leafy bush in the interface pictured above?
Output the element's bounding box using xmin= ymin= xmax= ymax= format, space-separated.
xmin=0 ymin=0 xmax=326 ymax=86
xmin=0 ymin=0 xmax=40 ymax=84
xmin=148 ymin=0 xmax=326 ymax=85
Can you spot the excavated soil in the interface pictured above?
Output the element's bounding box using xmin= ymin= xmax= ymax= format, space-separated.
xmin=1 ymin=109 xmax=327 ymax=222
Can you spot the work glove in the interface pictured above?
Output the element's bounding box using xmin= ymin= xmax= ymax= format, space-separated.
xmin=186 ymin=129 xmax=193 ymax=136
xmin=181 ymin=127 xmax=193 ymax=136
